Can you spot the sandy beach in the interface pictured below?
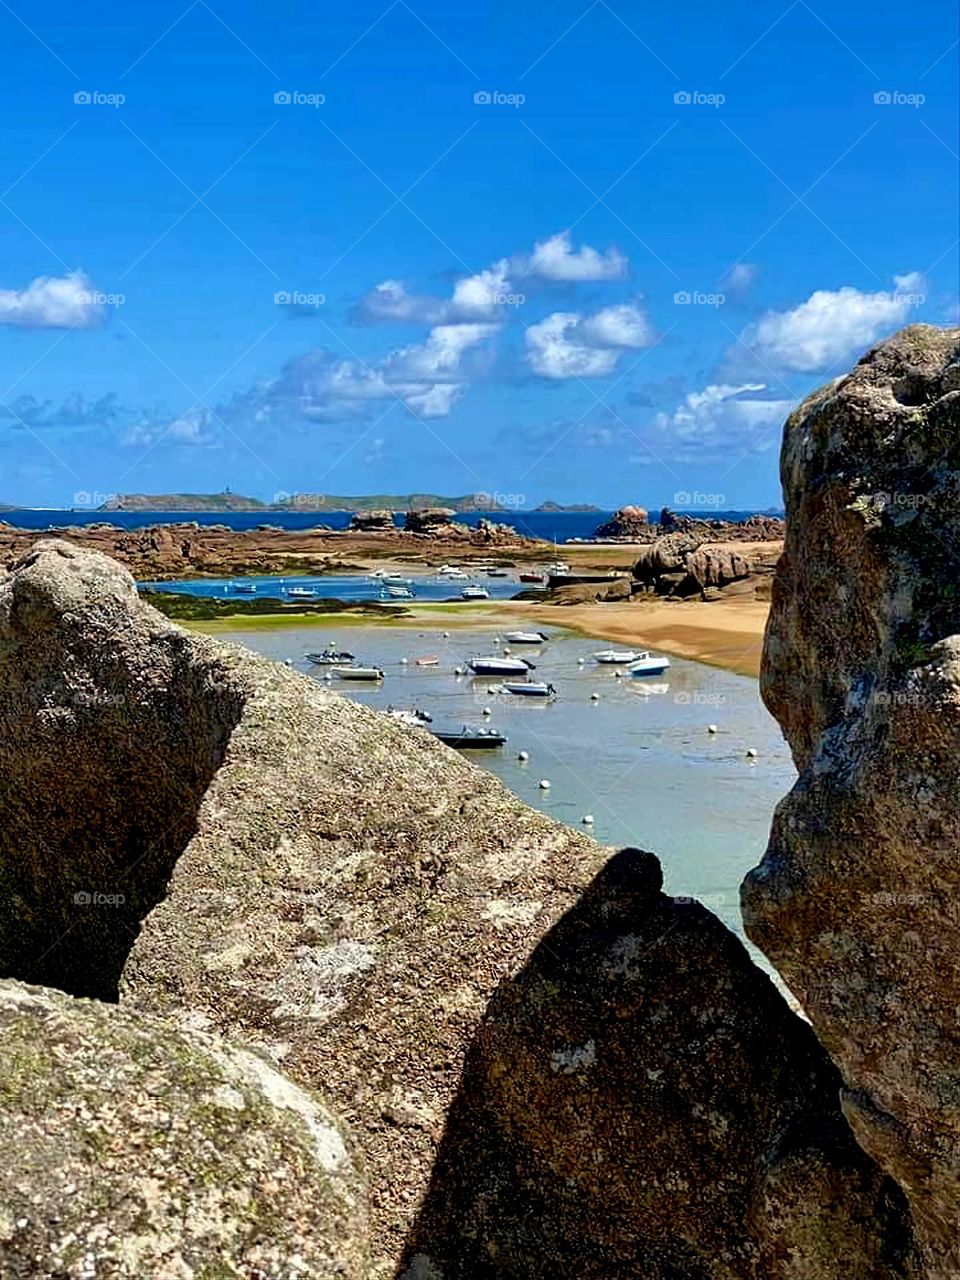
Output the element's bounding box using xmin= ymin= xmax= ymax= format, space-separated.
xmin=189 ymin=592 xmax=770 ymax=678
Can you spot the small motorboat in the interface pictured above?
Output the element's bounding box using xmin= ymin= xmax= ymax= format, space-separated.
xmin=306 ymin=649 xmax=355 ymax=666
xmin=492 ymin=681 xmax=557 ymax=699
xmin=504 ymin=630 xmax=550 ymax=644
xmin=628 ymin=651 xmax=672 ymax=677
xmin=432 ymin=725 xmax=507 ymax=749
xmin=437 ymin=565 xmax=468 ymax=580
xmin=234 ymin=582 xmax=257 ymax=594
xmin=486 ymin=568 xmax=511 ymax=577
xmin=286 ymin=586 xmax=317 ymax=599
xmin=382 ymin=573 xmax=414 ymax=586
xmin=383 ymin=585 xmax=416 ymax=599
xmin=546 ymin=561 xmax=570 ymax=574
xmin=415 ymin=655 xmax=439 ymax=667
xmin=334 ymin=666 xmax=385 ymax=681
xmin=468 ymin=656 xmax=536 ymax=675
xmin=593 ymin=649 xmax=642 ymax=665
xmin=519 ymin=572 xmax=545 ymax=583
xmin=387 ymin=706 xmax=433 ymax=727
xmin=461 ymin=585 xmax=490 ymax=600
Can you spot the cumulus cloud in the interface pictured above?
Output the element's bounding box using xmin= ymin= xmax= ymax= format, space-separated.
xmin=525 ymin=302 xmax=655 ymax=379
xmin=741 ymin=278 xmax=923 ymax=372
xmin=722 ymin=262 xmax=758 ymax=294
xmin=354 ymin=261 xmax=511 ymax=326
xmin=0 ymin=270 xmax=105 ymax=329
xmin=645 ymin=382 xmax=793 ymax=462
xmin=519 ymin=231 xmax=627 ymax=282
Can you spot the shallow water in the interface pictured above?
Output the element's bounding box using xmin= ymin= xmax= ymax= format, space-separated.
xmin=213 ymin=620 xmax=795 ymax=948
xmin=144 ymin=572 xmax=528 ymax=604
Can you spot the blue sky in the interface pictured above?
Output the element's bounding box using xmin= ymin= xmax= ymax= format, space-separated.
xmin=0 ymin=0 xmax=956 ymax=509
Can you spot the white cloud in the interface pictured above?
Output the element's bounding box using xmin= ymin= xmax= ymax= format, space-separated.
xmin=722 ymin=262 xmax=758 ymax=293
xmin=525 ymin=302 xmax=655 ymax=379
xmin=647 ymin=382 xmax=793 ymax=460
xmin=355 ymin=260 xmax=511 ymax=327
xmin=353 ymin=280 xmax=446 ymax=325
xmin=521 ymin=231 xmax=627 ymax=282
xmin=742 ymin=278 xmax=923 ymax=372
xmin=0 ymin=270 xmax=104 ymax=329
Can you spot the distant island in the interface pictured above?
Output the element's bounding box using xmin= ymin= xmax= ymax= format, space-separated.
xmin=94 ymin=492 xmax=604 ymax=514
xmin=97 ymin=492 xmax=512 ymax=514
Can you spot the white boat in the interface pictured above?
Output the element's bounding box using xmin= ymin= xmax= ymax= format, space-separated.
xmin=593 ymin=649 xmax=642 ymax=665
xmin=628 ymin=651 xmax=671 ymax=677
xmin=504 ymin=630 xmax=549 ymax=644
xmin=437 ymin=565 xmax=468 ymax=579
xmin=546 ymin=560 xmax=570 ymax=574
xmin=334 ymin=666 xmax=385 ymax=681
xmin=234 ymin=582 xmax=257 ymax=594
xmin=461 ymin=585 xmax=490 ymax=600
xmin=468 ymin=656 xmax=536 ymax=676
xmin=382 ymin=574 xmax=413 ymax=586
xmin=492 ymin=681 xmax=557 ymax=699
xmin=286 ymin=586 xmax=317 ymax=598
xmin=383 ymin=585 xmax=415 ymax=599
xmin=387 ymin=706 xmax=433 ymax=727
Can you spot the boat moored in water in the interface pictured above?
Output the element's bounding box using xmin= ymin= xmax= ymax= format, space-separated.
xmin=382 ymin=584 xmax=416 ymax=599
xmin=519 ymin=571 xmax=545 ymax=583
xmin=468 ymin=655 xmax=536 ymax=675
xmin=492 ymin=681 xmax=557 ymax=699
xmin=233 ymin=582 xmax=257 ymax=594
xmin=628 ymin=651 xmax=671 ymax=677
xmin=593 ymin=649 xmax=642 ymax=665
xmin=387 ymin=706 xmax=433 ymax=727
xmin=306 ymin=648 xmax=355 ymax=665
xmin=504 ymin=630 xmax=550 ymax=644
xmin=461 ymin=585 xmax=490 ymax=600
xmin=286 ymin=586 xmax=317 ymax=598
xmin=334 ymin=665 xmax=385 ymax=681
xmin=432 ymin=725 xmax=507 ymax=749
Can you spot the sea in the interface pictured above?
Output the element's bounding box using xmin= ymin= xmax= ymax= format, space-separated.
xmin=202 ymin=616 xmax=795 ymax=961
xmin=2 ymin=508 xmax=775 ymax=544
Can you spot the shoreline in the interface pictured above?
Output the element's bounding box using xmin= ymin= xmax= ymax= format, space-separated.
xmin=186 ymin=593 xmax=770 ymax=679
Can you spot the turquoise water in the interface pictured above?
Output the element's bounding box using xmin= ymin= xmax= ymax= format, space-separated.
xmin=213 ymin=620 xmax=794 ymax=948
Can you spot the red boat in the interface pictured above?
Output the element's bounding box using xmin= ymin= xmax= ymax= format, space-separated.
xmin=519 ymin=572 xmax=544 ymax=584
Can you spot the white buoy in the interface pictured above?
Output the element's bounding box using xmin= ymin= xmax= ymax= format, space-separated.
xmin=538 ymin=778 xmax=551 ymax=789
xmin=590 ymin=692 xmax=600 ymax=701
xmin=577 ymin=657 xmax=586 ymax=665
xmin=284 ymin=659 xmax=293 ymax=666
xmin=483 ymin=707 xmax=492 ymax=716
xmin=493 ymin=636 xmax=500 ymax=643
xmin=708 ymin=724 xmax=717 ymax=734
xmin=399 ymin=657 xmax=408 ymax=665
xmin=455 ymin=666 xmax=465 ymax=676
xmin=582 ymin=814 xmax=595 ymax=825
xmin=746 ymin=747 xmax=758 ymax=758
xmin=517 ymin=750 xmax=529 ymax=762
xmin=442 ymin=631 xmax=450 ymax=638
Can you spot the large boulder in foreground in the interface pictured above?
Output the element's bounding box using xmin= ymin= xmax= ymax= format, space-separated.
xmin=405 ymin=849 xmax=915 ymax=1278
xmin=0 ymin=979 xmax=366 ymax=1278
xmin=742 ymin=325 xmax=960 ymax=1277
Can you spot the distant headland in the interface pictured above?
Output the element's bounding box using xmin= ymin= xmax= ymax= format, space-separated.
xmin=76 ymin=492 xmax=602 ymax=515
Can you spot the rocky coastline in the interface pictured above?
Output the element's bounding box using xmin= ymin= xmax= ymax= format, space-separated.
xmin=0 ymin=326 xmax=956 ymax=1277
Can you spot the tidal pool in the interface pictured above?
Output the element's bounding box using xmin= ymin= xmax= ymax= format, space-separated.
xmin=208 ymin=619 xmax=795 ymax=950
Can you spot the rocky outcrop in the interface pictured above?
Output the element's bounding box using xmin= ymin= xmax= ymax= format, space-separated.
xmin=0 ymin=538 xmax=919 ymax=1276
xmin=349 ymin=508 xmax=396 ymax=531
xmin=404 ymin=506 xmax=456 ymax=533
xmin=0 ymin=979 xmax=366 ymax=1277
xmin=742 ymin=325 xmax=960 ymax=1277
xmin=594 ymin=504 xmax=649 ymax=538
xmin=406 ymin=849 xmax=915 ymax=1278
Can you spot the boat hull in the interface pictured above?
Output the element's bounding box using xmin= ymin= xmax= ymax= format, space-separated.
xmin=432 ymin=729 xmax=507 ymax=749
